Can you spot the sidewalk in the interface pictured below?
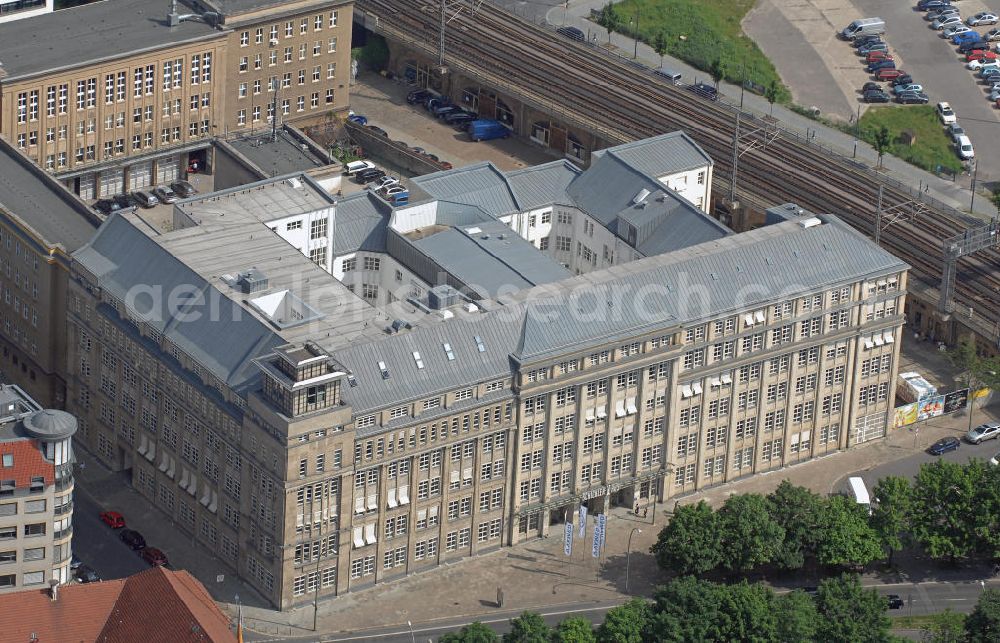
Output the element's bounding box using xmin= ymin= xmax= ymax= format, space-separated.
xmin=526 ymin=0 xmax=998 ymax=220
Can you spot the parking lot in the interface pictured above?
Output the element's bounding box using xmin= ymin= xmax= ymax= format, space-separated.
xmin=746 ymin=0 xmax=1000 ymax=177
xmin=349 ymin=72 xmax=557 ymax=172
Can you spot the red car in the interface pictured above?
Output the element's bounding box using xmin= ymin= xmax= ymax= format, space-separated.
xmin=99 ymin=511 xmax=126 ymax=529
xmin=875 ymin=68 xmax=906 ymax=81
xmin=866 ymin=51 xmax=893 ymax=63
xmin=967 ymin=50 xmax=998 ymax=62
xmin=140 ymin=547 xmax=168 ymax=567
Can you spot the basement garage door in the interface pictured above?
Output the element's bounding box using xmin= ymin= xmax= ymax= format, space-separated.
xmin=98 ymin=169 xmax=124 ymax=197
xmin=129 ymin=161 xmax=152 ymax=190
xmin=155 ymin=156 xmax=179 ymax=184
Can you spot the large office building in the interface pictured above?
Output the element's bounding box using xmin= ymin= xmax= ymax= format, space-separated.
xmin=63 ymin=133 xmax=907 ymax=608
xmin=0 ymin=0 xmax=353 ymax=200
xmin=0 ymin=383 xmax=77 ymax=594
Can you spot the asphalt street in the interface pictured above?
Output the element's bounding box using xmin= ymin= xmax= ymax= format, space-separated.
xmin=70 ymin=485 xmax=150 ymax=583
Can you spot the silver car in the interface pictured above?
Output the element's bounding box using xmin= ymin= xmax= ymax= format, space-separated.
xmin=932 ymin=16 xmax=963 ymax=30
xmin=966 ymin=422 xmax=1000 ymax=444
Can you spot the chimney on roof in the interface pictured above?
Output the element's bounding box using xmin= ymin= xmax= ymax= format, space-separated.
xmin=48 ymin=578 xmax=58 ymax=602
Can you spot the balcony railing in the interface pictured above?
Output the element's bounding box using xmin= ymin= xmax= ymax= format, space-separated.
xmin=54 ymin=502 xmax=74 ymax=516
xmin=53 ymin=527 xmax=73 ymax=541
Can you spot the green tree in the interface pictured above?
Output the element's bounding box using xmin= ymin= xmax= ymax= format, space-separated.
xmin=645 ymin=577 xmax=725 ymax=642
xmin=503 ymin=611 xmax=549 ymax=643
xmin=966 ymin=588 xmax=1000 ymax=642
xmin=650 ymin=501 xmax=722 ymax=575
xmin=773 ymin=590 xmax=819 ymax=642
xmin=815 ymin=495 xmax=884 ymax=569
xmin=597 ymin=2 xmax=620 ymax=33
xmin=872 ymin=125 xmax=891 ymax=169
xmin=596 ymin=598 xmax=650 ymax=643
xmin=717 ymin=494 xmax=784 ymax=574
xmin=767 ymin=480 xmax=824 ymax=570
xmin=710 ymin=57 xmax=728 ymax=89
xmin=922 ymin=609 xmax=966 ymax=643
xmin=815 ymin=574 xmax=892 ymax=643
xmin=948 ymin=341 xmax=1000 ymax=429
xmin=653 ymin=32 xmax=668 ymax=68
xmin=910 ymin=459 xmax=981 ymax=562
xmin=551 ymin=617 xmax=596 ymax=643
xmin=870 ymin=475 xmax=911 ymax=564
xmin=440 ymin=622 xmax=501 ymax=643
xmin=765 ymin=80 xmax=780 ymax=117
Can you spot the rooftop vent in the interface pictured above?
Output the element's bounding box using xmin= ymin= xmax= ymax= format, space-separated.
xmin=237 ymin=268 xmax=269 ymax=294
xmin=378 ymin=361 xmax=390 ymax=380
xmin=632 ymin=188 xmax=650 ymax=205
xmin=798 ymin=217 xmax=822 ymax=229
xmin=428 ymin=284 xmax=460 ymax=310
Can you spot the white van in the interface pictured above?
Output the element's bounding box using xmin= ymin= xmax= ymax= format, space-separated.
xmin=848 ymin=476 xmax=871 ymax=514
xmin=842 ymin=18 xmax=886 ymax=40
xmin=654 ymin=67 xmax=683 ymax=85
xmin=344 ymin=160 xmax=376 ymax=176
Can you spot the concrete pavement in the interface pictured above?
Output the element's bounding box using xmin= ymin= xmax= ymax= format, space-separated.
xmin=503 ymin=0 xmax=1000 ymax=218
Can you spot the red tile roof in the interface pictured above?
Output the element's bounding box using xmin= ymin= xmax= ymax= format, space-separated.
xmin=0 ymin=438 xmax=54 ymax=487
xmin=0 ymin=567 xmax=236 ymax=643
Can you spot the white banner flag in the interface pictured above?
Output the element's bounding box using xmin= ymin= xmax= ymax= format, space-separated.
xmin=578 ymin=506 xmax=588 ymax=539
xmin=592 ymin=516 xmax=602 ymax=558
xmin=598 ymin=513 xmax=607 ymax=553
xmin=564 ymin=521 xmax=574 ymax=556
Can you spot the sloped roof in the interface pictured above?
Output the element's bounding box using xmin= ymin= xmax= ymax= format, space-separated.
xmin=0 ymin=567 xmax=234 ymax=643
xmin=73 ymin=215 xmax=284 ymax=392
xmin=504 ymin=160 xmax=580 ymax=210
xmin=331 ymin=192 xmax=390 ymax=255
xmin=0 ymin=438 xmax=54 ymax=487
xmin=412 ymin=162 xmax=521 ymax=216
xmin=594 ymin=131 xmax=714 ymax=176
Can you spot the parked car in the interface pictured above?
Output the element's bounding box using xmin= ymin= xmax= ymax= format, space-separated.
xmin=556 ymin=25 xmax=585 ymax=41
xmin=953 ymin=31 xmax=983 ymax=45
xmin=865 ymin=50 xmax=893 ymax=63
xmin=170 ymin=180 xmax=197 ymax=198
xmin=444 ymin=111 xmax=476 ymax=125
xmin=891 ymin=74 xmax=915 ymax=86
xmin=988 ymin=88 xmax=1000 ymax=101
xmin=928 ymin=436 xmax=960 ymax=455
xmin=863 ymin=89 xmax=891 ymax=103
xmin=688 ymin=81 xmax=719 ymax=100
xmin=425 ymin=96 xmax=450 ymax=111
xmin=853 ymin=35 xmax=883 ymax=48
xmin=433 ymin=104 xmax=460 ymax=118
xmin=406 ymin=88 xmax=432 ymax=104
xmin=75 ymin=565 xmax=101 ymax=584
xmin=859 ymin=42 xmax=890 ymax=55
xmin=955 ymin=134 xmax=975 ymax=159
xmin=893 ymin=83 xmax=923 ymax=94
xmin=888 ymin=595 xmax=905 ymax=610
xmin=968 ymin=12 xmax=999 ymax=27
xmin=979 ymin=66 xmax=1000 ymax=78
xmin=967 ymin=58 xmax=997 ymax=70
xmin=867 ymin=59 xmax=896 ymax=73
xmin=373 ymin=176 xmax=399 ymax=190
xmin=946 ymin=122 xmax=966 ymax=141
xmin=876 ymin=68 xmax=907 ymax=81
xmin=958 ymin=40 xmax=989 ymax=53
xmin=141 ymin=547 xmax=169 ymax=567
xmin=897 ymin=91 xmax=930 ymax=104
xmin=152 ymin=185 xmax=178 ymax=204
xmin=347 ymin=113 xmax=368 ymax=126
xmin=967 ymin=50 xmax=999 ymax=62
xmin=131 ymin=190 xmax=159 ymax=208
xmin=926 ymin=6 xmax=959 ymax=20
xmin=99 ymin=511 xmax=126 ymax=529
xmin=862 ymin=81 xmax=882 ymax=92
xmin=93 ymin=198 xmax=129 ymax=216
xmin=985 ymin=28 xmax=1000 ymax=41
xmin=943 ymin=25 xmax=972 ymax=39
xmin=119 ymin=528 xmax=146 ymax=550
xmin=356 ymin=168 xmax=385 ymax=184
xmin=916 ymin=0 xmax=951 ymax=10
xmin=965 ymin=422 xmax=1000 ymax=444
xmin=344 ymin=160 xmax=376 ymax=176
xmin=937 ymin=101 xmax=958 ymax=123
xmin=990 ymin=451 xmax=1000 ymax=466
xmin=932 ymin=16 xmax=963 ymax=30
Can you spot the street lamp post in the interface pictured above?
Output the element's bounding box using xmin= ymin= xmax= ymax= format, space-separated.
xmin=625 ymin=527 xmax=642 ymax=593
xmin=970 ymin=160 xmax=978 ymax=212
xmin=407 ymin=620 xmax=416 ymax=643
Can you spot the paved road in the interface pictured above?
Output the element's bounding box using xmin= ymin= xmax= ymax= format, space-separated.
xmin=70 ymin=489 xmax=149 ymax=583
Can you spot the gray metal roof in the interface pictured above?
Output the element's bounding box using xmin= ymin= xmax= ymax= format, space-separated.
xmin=566 ymin=150 xmax=729 ymax=255
xmin=0 ymin=0 xmax=224 ymax=82
xmin=408 ymin=220 xmax=571 ymax=298
xmin=330 ymin=217 xmax=907 ymax=415
xmin=73 ymin=214 xmax=285 ymax=391
xmin=197 ymin=0 xmax=343 ymax=17
xmin=332 ymin=192 xmax=389 ymax=255
xmin=504 ymin=160 xmax=580 ymax=210
xmin=0 ymin=142 xmax=99 ymax=252
xmin=595 ymin=131 xmax=714 ymax=177
xmin=223 ymin=131 xmax=330 ymax=177
xmin=412 ymin=163 xmax=520 ymax=216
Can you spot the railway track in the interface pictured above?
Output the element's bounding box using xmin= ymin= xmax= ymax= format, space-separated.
xmin=358 ymin=0 xmax=1000 ymax=334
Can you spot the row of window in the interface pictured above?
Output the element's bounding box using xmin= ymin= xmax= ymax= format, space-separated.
xmin=239 ymin=12 xmax=339 ymax=48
